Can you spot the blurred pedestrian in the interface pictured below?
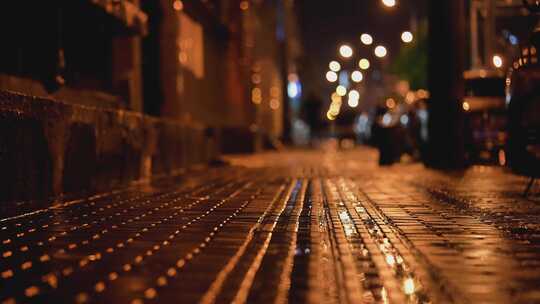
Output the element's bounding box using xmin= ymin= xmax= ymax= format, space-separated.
xmin=372 ymin=106 xmax=399 ymax=165
xmin=300 ymin=92 xmax=324 ymax=145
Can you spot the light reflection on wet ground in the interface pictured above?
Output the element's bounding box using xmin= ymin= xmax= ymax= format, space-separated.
xmin=2 ymin=148 xmax=540 ymax=303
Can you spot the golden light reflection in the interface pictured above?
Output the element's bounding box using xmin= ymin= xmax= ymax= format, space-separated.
xmin=331 ymin=92 xmax=342 ymax=103
xmin=462 ymin=101 xmax=470 ymax=111
xmin=403 ymin=277 xmax=415 ymax=295
xmin=251 ymin=88 xmax=262 ymax=104
xmin=381 ymin=287 xmax=389 ymax=304
xmin=385 ymin=254 xmax=396 ymax=266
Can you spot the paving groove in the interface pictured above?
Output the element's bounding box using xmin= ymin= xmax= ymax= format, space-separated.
xmin=2 ymin=149 xmax=540 ymax=303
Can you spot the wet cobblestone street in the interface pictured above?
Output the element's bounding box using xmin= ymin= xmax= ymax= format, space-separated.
xmin=2 ymin=148 xmax=540 ymax=304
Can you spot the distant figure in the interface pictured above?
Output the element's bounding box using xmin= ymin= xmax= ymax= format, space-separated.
xmin=372 ymin=106 xmax=399 ymax=165
xmin=300 ymin=93 xmax=324 ymax=144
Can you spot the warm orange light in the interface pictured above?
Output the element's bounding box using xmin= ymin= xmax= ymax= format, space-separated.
xmin=403 ymin=278 xmax=415 ymax=295
xmin=270 ymin=99 xmax=280 ymax=110
xmin=405 ymin=92 xmax=415 ymax=104
xmin=462 ymin=101 xmax=470 ymax=111
xmin=173 ymin=0 xmax=184 ymax=11
xmin=382 ymin=0 xmax=396 ymax=7
xmin=240 ymin=1 xmax=249 ymax=10
xmin=327 ymin=111 xmax=336 ymax=121
xmin=386 ymin=98 xmax=396 ymax=109
xmin=360 ymin=33 xmax=373 ymax=45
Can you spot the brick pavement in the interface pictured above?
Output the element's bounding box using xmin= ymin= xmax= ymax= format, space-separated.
xmin=1 ymin=148 xmax=540 ymax=303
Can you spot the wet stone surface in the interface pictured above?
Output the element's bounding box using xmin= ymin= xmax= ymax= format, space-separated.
xmin=2 ymin=148 xmax=540 ymax=303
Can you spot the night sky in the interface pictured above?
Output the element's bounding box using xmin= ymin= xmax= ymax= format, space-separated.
xmin=296 ymin=0 xmax=427 ymax=97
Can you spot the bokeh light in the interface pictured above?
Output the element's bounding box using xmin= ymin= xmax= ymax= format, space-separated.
xmin=351 ymin=71 xmax=364 ymax=83
xmin=360 ymin=33 xmax=373 ymax=45
xmin=339 ymin=45 xmax=354 ymax=58
xmin=375 ymin=46 xmax=388 ymax=58
xmin=358 ymin=58 xmax=370 ymax=70
xmin=401 ymin=31 xmax=413 ymax=43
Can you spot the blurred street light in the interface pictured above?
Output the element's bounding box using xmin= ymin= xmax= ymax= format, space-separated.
xmin=329 ymin=61 xmax=341 ymax=72
xmin=360 ymin=33 xmax=374 ymax=45
xmin=351 ymin=71 xmax=364 ymax=83
xmin=492 ymin=55 xmax=503 ymax=68
xmin=326 ymin=71 xmax=338 ymax=82
xmin=339 ymin=45 xmax=354 ymax=58
xmin=336 ymin=85 xmax=347 ymax=96
xmin=348 ymin=98 xmax=359 ymax=108
xmin=401 ymin=31 xmax=413 ymax=43
xmin=374 ymin=45 xmax=388 ymax=58
xmin=382 ymin=0 xmax=396 ymax=8
xmin=358 ymin=58 xmax=370 ymax=70
xmin=348 ymin=90 xmax=360 ymax=100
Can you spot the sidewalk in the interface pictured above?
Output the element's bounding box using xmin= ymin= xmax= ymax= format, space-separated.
xmin=1 ymin=147 xmax=539 ymax=303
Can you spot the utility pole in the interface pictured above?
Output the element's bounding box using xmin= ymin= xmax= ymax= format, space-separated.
xmin=426 ymin=0 xmax=466 ymax=169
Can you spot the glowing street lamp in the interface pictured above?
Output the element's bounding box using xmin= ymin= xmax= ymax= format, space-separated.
xmin=360 ymin=33 xmax=373 ymax=45
xmin=374 ymin=45 xmax=388 ymax=58
xmin=329 ymin=61 xmax=341 ymax=72
xmin=358 ymin=58 xmax=370 ymax=70
xmin=401 ymin=31 xmax=413 ymax=43
xmin=326 ymin=71 xmax=338 ymax=82
xmin=382 ymin=0 xmax=396 ymax=7
xmin=351 ymin=71 xmax=363 ymax=83
xmin=339 ymin=45 xmax=354 ymax=58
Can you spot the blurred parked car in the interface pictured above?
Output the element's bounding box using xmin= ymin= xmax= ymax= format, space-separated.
xmin=462 ymin=69 xmax=508 ymax=165
xmin=506 ymin=1 xmax=540 ymax=178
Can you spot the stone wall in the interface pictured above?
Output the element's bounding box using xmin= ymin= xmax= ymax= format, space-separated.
xmin=0 ymin=90 xmax=218 ymax=202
